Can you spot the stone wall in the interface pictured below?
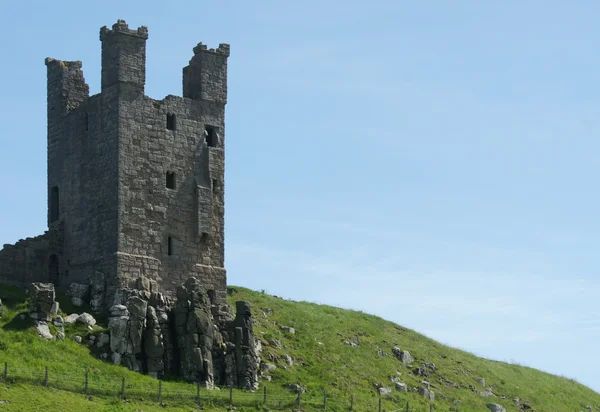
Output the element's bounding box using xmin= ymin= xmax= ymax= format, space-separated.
xmin=0 ymin=228 xmax=62 ymax=287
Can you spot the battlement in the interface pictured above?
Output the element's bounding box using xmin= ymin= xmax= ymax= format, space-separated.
xmin=191 ymin=42 xmax=231 ymax=58
xmin=99 ymin=19 xmax=148 ymax=41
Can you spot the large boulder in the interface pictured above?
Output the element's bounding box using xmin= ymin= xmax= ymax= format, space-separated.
xmin=76 ymin=313 xmax=97 ymax=327
xmin=486 ymin=405 xmax=506 ymax=412
xmin=28 ymin=283 xmax=56 ymax=321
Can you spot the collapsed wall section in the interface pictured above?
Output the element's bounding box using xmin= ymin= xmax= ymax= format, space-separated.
xmin=0 ymin=228 xmax=62 ymax=287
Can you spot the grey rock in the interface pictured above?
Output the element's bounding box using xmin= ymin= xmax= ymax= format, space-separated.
xmin=418 ymin=387 xmax=435 ymax=400
xmin=57 ymin=331 xmax=65 ymax=341
xmin=261 ymin=363 xmax=277 ymax=373
xmin=50 ymin=301 xmax=60 ymax=315
xmin=378 ymin=387 xmax=392 ymax=396
xmin=35 ymin=322 xmax=54 ymax=340
xmin=395 ymin=382 xmax=408 ymax=392
xmin=111 ymin=352 xmax=122 ymax=365
xmin=64 ymin=313 xmax=79 ymax=324
xmin=110 ymin=304 xmax=128 ymax=317
xmin=280 ymin=326 xmax=295 ymax=334
xmin=73 ymin=335 xmax=82 ymax=343
xmin=76 ymin=313 xmax=96 ymax=327
xmin=108 ymin=315 xmax=129 ymax=354
xmin=28 ymin=283 xmax=56 ymax=322
xmin=392 ymin=347 xmax=414 ymax=364
xmin=475 ymin=377 xmax=486 ymax=386
xmin=422 ymin=381 xmax=430 ymax=389
xmin=71 ymin=297 xmax=84 ymax=307
xmin=281 ymin=354 xmax=293 ymax=366
xmin=89 ymin=271 xmax=105 ymax=314
xmin=486 ymin=404 xmax=507 ymax=412
xmin=96 ymin=333 xmax=110 ymax=348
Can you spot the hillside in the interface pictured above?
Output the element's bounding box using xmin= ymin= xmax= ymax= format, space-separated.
xmin=0 ymin=285 xmax=598 ymax=411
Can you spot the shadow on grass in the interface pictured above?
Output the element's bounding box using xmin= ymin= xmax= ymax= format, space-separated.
xmin=0 ymin=285 xmax=28 ymax=310
xmin=2 ymin=314 xmax=34 ymax=331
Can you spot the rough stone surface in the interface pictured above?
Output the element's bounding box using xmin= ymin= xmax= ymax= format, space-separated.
xmin=395 ymin=382 xmax=408 ymax=392
xmin=77 ymin=313 xmax=97 ymax=327
xmin=28 ymin=283 xmax=56 ymax=321
xmin=392 ymin=347 xmax=414 ymax=364
xmin=418 ymin=387 xmax=435 ymax=400
xmin=486 ymin=404 xmax=507 ymax=412
xmin=73 ymin=335 xmax=82 ymax=343
xmin=64 ymin=313 xmax=79 ymax=324
xmin=378 ymin=387 xmax=392 ymax=396
xmin=0 ymin=20 xmax=230 ymax=314
xmin=35 ymin=322 xmax=54 ymax=340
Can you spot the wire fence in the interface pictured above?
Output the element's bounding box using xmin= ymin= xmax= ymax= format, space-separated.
xmin=0 ymin=361 xmax=431 ymax=411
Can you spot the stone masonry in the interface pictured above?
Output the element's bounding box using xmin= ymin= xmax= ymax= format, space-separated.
xmin=0 ymin=20 xmax=230 ymax=308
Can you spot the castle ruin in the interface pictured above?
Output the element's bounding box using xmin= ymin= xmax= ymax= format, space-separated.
xmin=0 ymin=20 xmax=229 ymax=308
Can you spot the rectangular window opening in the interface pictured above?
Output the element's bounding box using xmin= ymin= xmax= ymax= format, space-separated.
xmin=50 ymin=186 xmax=59 ymax=222
xmin=166 ymin=113 xmax=176 ymax=131
xmin=166 ymin=171 xmax=176 ymax=189
xmin=212 ymin=179 xmax=218 ymax=194
xmin=205 ymin=126 xmax=217 ymax=147
xmin=167 ymin=236 xmax=173 ymax=256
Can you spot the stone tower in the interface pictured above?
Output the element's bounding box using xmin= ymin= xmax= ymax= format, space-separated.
xmin=0 ymin=20 xmax=229 ymax=306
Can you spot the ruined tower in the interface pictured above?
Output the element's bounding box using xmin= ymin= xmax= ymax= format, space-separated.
xmin=0 ymin=20 xmax=230 ymax=305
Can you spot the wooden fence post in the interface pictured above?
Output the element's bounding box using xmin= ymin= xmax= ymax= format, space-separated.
xmin=85 ymin=370 xmax=88 ymax=396
xmin=3 ymin=362 xmax=6 ymax=380
xmin=297 ymin=391 xmax=301 ymax=407
xmin=323 ymin=389 xmax=327 ymax=410
xmin=229 ymin=383 xmax=233 ymax=406
xmin=350 ymin=394 xmax=354 ymax=411
xmin=378 ymin=396 xmax=382 ymax=412
xmin=44 ymin=366 xmax=48 ymax=387
xmin=158 ymin=380 xmax=162 ymax=404
xmin=263 ymin=386 xmax=267 ymax=404
xmin=196 ymin=381 xmax=200 ymax=405
xmin=406 ymin=400 xmax=410 ymax=411
xmin=121 ymin=377 xmax=125 ymax=400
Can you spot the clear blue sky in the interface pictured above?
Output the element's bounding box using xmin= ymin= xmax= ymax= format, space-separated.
xmin=1 ymin=0 xmax=599 ymax=392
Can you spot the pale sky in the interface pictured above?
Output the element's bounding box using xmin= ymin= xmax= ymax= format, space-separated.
xmin=1 ymin=0 xmax=599 ymax=392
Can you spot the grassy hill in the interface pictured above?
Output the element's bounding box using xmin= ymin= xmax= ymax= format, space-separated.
xmin=0 ymin=284 xmax=598 ymax=411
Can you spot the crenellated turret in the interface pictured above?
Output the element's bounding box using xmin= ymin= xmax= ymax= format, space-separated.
xmin=100 ymin=19 xmax=148 ymax=93
xmin=183 ymin=42 xmax=230 ymax=103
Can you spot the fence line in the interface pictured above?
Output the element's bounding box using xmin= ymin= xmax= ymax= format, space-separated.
xmin=0 ymin=361 xmax=429 ymax=411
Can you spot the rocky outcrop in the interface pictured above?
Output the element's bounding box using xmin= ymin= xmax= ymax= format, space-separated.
xmin=174 ymin=277 xmax=217 ymax=386
xmin=52 ymin=276 xmax=260 ymax=390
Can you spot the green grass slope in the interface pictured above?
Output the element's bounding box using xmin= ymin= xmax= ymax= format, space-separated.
xmin=0 ymin=285 xmax=598 ymax=411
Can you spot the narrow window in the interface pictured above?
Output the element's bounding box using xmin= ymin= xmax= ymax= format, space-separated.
xmin=166 ymin=171 xmax=176 ymax=189
xmin=167 ymin=236 xmax=173 ymax=256
xmin=85 ymin=112 xmax=89 ymax=131
xmin=200 ymin=233 xmax=208 ymax=244
xmin=50 ymin=186 xmax=59 ymax=222
xmin=166 ymin=113 xmax=176 ymax=131
xmin=205 ymin=126 xmax=217 ymax=147
xmin=212 ymin=179 xmax=218 ymax=194
xmin=207 ymin=290 xmax=216 ymax=305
